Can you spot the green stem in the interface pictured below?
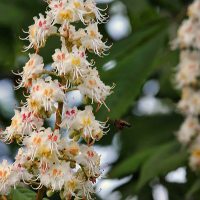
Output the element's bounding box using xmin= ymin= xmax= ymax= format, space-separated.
xmin=50 ymin=33 xmax=66 ymax=38
xmin=66 ymin=87 xmax=78 ymax=92
xmin=54 ymin=77 xmax=66 ymax=131
xmin=43 ymin=70 xmax=58 ymax=77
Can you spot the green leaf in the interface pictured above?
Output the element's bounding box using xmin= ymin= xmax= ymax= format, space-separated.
xmin=11 ymin=186 xmax=37 ymax=200
xmin=119 ymin=113 xmax=183 ymax=159
xmin=11 ymin=186 xmax=49 ymax=200
xmin=121 ymin=0 xmax=160 ymax=30
xmin=96 ymin=22 xmax=169 ymax=120
xmin=187 ymin=178 xmax=200 ymax=197
xmin=137 ymin=141 xmax=188 ymax=190
xmin=109 ymin=147 xmax=157 ymax=179
xmin=162 ymin=181 xmax=186 ymax=200
xmin=0 ymin=2 xmax=23 ymax=27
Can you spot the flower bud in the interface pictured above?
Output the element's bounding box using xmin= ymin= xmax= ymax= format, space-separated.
xmin=73 ymin=79 xmax=78 ymax=86
xmin=46 ymin=190 xmax=54 ymax=197
xmin=82 ymin=96 xmax=88 ymax=104
xmin=70 ymin=162 xmax=76 ymax=169
xmin=74 ymin=134 xmax=81 ymax=141
xmin=59 ymin=191 xmax=64 ymax=200
xmin=69 ymin=131 xmax=75 ymax=139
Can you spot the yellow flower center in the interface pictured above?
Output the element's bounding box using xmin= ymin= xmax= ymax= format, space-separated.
xmin=61 ymin=12 xmax=71 ymax=20
xmin=74 ymin=2 xmax=81 ymax=8
xmin=188 ymin=9 xmax=193 ymax=15
xmin=180 ymin=72 xmax=186 ymax=79
xmin=182 ymin=91 xmax=189 ymax=99
xmin=11 ymin=120 xmax=18 ymax=127
xmin=42 ymin=149 xmax=51 ymax=158
xmin=83 ymin=118 xmax=91 ymax=125
xmin=31 ymin=100 xmax=40 ymax=108
xmin=72 ymin=58 xmax=81 ymax=66
xmin=90 ymin=30 xmax=95 ymax=37
xmin=68 ymin=181 xmax=76 ymax=189
xmin=193 ymin=98 xmax=198 ymax=105
xmin=194 ymin=150 xmax=200 ymax=157
xmin=43 ymin=89 xmax=53 ymax=96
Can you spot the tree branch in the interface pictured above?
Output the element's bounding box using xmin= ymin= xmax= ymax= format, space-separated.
xmin=36 ymin=186 xmax=47 ymax=200
xmin=50 ymin=33 xmax=67 ymax=38
xmin=66 ymin=87 xmax=79 ymax=92
xmin=42 ymin=70 xmax=59 ymax=77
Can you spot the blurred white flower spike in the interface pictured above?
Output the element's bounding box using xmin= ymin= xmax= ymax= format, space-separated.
xmin=0 ymin=0 xmax=114 ymax=199
xmin=172 ymin=0 xmax=200 ymax=171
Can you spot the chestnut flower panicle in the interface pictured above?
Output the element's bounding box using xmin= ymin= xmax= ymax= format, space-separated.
xmin=172 ymin=0 xmax=200 ymax=172
xmin=0 ymin=0 xmax=114 ymax=199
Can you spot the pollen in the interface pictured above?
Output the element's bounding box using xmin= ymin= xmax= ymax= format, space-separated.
xmin=53 ymin=169 xmax=58 ymax=176
xmin=193 ymin=98 xmax=198 ymax=104
xmin=88 ymin=80 xmax=94 ymax=86
xmin=74 ymin=2 xmax=81 ymax=8
xmin=11 ymin=120 xmax=18 ymax=127
xmin=37 ymin=138 xmax=42 ymax=144
xmin=61 ymin=12 xmax=71 ymax=20
xmin=57 ymin=55 xmax=61 ymax=60
xmin=68 ymin=181 xmax=76 ymax=189
xmin=194 ymin=150 xmax=200 ymax=157
xmin=31 ymin=100 xmax=39 ymax=108
xmin=3 ymin=171 xmax=7 ymax=177
xmin=83 ymin=118 xmax=91 ymax=125
xmin=90 ymin=30 xmax=95 ymax=37
xmin=44 ymin=89 xmax=49 ymax=96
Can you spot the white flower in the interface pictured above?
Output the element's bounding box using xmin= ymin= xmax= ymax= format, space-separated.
xmin=28 ymin=77 xmax=65 ymax=113
xmin=59 ymin=138 xmax=80 ymax=158
xmin=23 ymin=128 xmax=62 ymax=161
xmin=81 ymin=23 xmax=111 ymax=56
xmin=14 ymin=54 xmax=44 ymax=89
xmin=48 ymin=0 xmax=77 ymax=25
xmin=64 ymin=45 xmax=91 ymax=80
xmin=52 ymin=46 xmax=70 ymax=75
xmin=2 ymin=106 xmax=43 ymax=142
xmin=177 ymin=116 xmax=200 ymax=143
xmin=12 ymin=161 xmax=33 ymax=185
xmin=178 ymin=88 xmax=200 ymax=115
xmin=40 ymin=161 xmax=72 ymax=191
xmin=0 ymin=160 xmax=18 ymax=196
xmin=52 ymin=45 xmax=91 ymax=79
xmin=171 ymin=18 xmax=197 ymax=49
xmin=78 ymin=68 xmax=112 ymax=110
xmin=188 ymin=0 xmax=200 ymax=19
xmin=189 ymin=135 xmax=200 ymax=170
xmin=15 ymin=148 xmax=31 ymax=166
xmin=63 ymin=176 xmax=80 ymax=199
xmin=22 ymin=13 xmax=57 ymax=51
xmin=58 ymin=24 xmax=85 ymax=45
xmin=84 ymin=0 xmax=108 ymax=23
xmin=68 ymin=0 xmax=87 ymax=24
xmin=71 ymin=106 xmax=108 ymax=141
xmin=176 ymin=50 xmax=200 ymax=88
xmin=75 ymin=145 xmax=101 ymax=179
xmin=60 ymin=106 xmax=78 ymax=131
xmin=75 ymin=180 xmax=95 ymax=200
xmin=193 ymin=29 xmax=200 ymax=49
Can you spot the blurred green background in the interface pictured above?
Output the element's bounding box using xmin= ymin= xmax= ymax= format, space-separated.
xmin=1 ymin=0 xmax=200 ymax=200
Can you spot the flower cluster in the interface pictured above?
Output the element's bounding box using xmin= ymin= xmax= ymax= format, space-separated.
xmin=172 ymin=0 xmax=200 ymax=171
xmin=0 ymin=0 xmax=113 ymax=199
xmin=171 ymin=0 xmax=200 ymax=50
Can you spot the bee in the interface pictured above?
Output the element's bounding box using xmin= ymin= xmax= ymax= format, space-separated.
xmin=113 ymin=119 xmax=131 ymax=131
